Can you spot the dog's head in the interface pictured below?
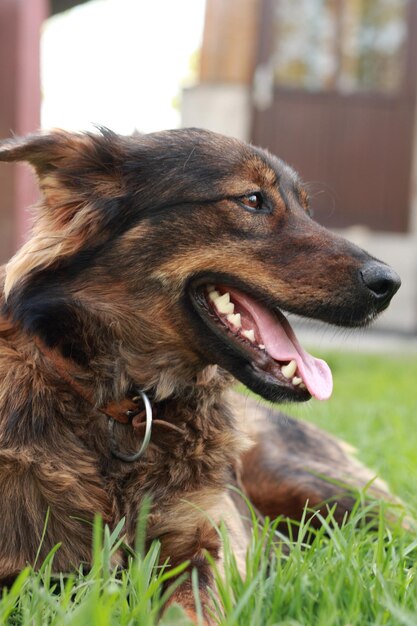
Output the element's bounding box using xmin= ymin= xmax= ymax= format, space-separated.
xmin=0 ymin=128 xmax=400 ymax=402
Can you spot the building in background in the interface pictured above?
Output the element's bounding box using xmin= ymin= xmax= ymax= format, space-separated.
xmin=182 ymin=0 xmax=417 ymax=332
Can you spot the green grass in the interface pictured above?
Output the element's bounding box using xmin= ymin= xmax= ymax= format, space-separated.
xmin=1 ymin=351 xmax=417 ymax=626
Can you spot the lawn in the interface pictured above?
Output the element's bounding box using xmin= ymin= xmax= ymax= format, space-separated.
xmin=1 ymin=351 xmax=417 ymax=626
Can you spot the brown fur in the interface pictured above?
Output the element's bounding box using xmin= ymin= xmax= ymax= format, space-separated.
xmin=0 ymin=128 xmax=400 ymax=623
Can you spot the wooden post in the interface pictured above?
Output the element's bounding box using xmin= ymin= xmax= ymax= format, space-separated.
xmin=0 ymin=0 xmax=48 ymax=262
xmin=200 ymin=0 xmax=261 ymax=85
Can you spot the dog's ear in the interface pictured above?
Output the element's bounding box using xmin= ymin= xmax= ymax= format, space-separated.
xmin=1 ymin=129 xmax=126 ymax=299
xmin=0 ymin=130 xmax=70 ymax=174
xmin=0 ymin=129 xmax=125 ymax=215
xmin=1 ymin=130 xmax=127 ymax=357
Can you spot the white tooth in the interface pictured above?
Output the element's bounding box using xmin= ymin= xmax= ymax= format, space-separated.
xmin=281 ymin=360 xmax=297 ymax=379
xmin=242 ymin=329 xmax=255 ymax=343
xmin=292 ymin=376 xmax=303 ymax=386
xmin=227 ymin=313 xmax=242 ymax=329
xmin=214 ymin=293 xmax=234 ymax=314
xmin=299 ymin=382 xmax=307 ymax=390
xmin=217 ymin=292 xmax=230 ymax=304
xmin=221 ymin=302 xmax=235 ymax=314
xmin=259 ymin=344 xmax=265 ymax=349
xmin=208 ymin=290 xmax=220 ymax=302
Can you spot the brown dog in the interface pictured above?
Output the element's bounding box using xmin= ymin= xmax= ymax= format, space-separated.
xmin=0 ymin=128 xmax=400 ymax=622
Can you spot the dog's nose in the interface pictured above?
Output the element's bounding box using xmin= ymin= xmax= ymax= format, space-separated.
xmin=360 ymin=262 xmax=401 ymax=307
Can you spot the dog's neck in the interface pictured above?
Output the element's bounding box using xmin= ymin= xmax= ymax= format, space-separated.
xmin=1 ymin=308 xmax=240 ymax=464
xmin=29 ymin=338 xmax=228 ymax=463
xmin=32 ymin=332 xmax=233 ymax=428
xmin=0 ymin=317 xmax=246 ymax=502
xmin=33 ymin=336 xmax=144 ymax=425
xmin=30 ymin=336 xmax=244 ymax=468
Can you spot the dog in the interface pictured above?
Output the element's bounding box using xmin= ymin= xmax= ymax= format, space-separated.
xmin=0 ymin=128 xmax=400 ymax=623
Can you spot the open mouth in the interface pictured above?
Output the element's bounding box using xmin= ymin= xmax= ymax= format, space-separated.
xmin=190 ymin=282 xmax=333 ymax=403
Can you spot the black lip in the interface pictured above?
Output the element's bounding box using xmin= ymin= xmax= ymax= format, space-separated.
xmin=188 ymin=270 xmax=381 ymax=329
xmin=187 ymin=279 xmax=311 ymax=404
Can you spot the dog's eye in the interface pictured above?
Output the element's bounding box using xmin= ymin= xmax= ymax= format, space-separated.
xmin=240 ymin=192 xmax=265 ymax=212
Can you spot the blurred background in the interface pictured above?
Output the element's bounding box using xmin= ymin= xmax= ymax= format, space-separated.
xmin=0 ymin=0 xmax=416 ymax=339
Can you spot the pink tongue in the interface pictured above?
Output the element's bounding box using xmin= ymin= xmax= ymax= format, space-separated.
xmin=228 ymin=289 xmax=333 ymax=400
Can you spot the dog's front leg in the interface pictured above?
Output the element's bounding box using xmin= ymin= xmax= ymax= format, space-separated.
xmin=147 ymin=491 xmax=249 ymax=625
xmin=156 ymin=524 xmax=220 ymax=625
xmin=164 ymin=560 xmax=218 ymax=626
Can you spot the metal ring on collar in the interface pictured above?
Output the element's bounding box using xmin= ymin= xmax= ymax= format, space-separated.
xmin=108 ymin=390 xmax=153 ymax=463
